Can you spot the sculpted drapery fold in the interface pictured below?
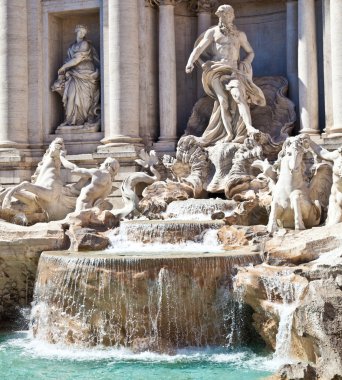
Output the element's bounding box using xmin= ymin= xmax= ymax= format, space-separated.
xmin=52 ymin=25 xmax=100 ymax=131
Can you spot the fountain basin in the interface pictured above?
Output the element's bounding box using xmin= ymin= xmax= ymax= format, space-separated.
xmin=32 ymin=250 xmax=262 ymax=351
xmin=116 ymin=219 xmax=225 ymax=244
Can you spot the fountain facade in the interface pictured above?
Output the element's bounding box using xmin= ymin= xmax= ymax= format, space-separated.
xmin=0 ymin=2 xmax=341 ymax=379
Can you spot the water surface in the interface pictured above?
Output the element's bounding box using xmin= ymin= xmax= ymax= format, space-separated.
xmin=0 ymin=331 xmax=274 ymax=380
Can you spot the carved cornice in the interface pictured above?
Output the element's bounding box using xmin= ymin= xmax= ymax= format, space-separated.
xmin=146 ymin=0 xmax=179 ymax=6
xmin=197 ymin=0 xmax=218 ymax=13
xmin=146 ymin=0 xmax=200 ymax=9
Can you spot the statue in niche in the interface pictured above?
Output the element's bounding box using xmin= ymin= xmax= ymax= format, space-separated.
xmin=52 ymin=24 xmax=100 ymax=133
xmin=185 ymin=4 xmax=266 ymax=145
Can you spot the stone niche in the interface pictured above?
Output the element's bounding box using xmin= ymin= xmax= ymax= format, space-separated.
xmin=175 ymin=0 xmax=287 ymax=136
xmin=43 ymin=4 xmax=102 ymax=154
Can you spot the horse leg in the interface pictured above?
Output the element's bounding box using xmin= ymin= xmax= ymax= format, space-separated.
xmin=290 ymin=191 xmax=306 ymax=230
xmin=267 ymin=201 xmax=280 ymax=233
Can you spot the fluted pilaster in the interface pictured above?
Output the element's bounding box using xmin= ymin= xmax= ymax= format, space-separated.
xmin=298 ymin=0 xmax=319 ymax=135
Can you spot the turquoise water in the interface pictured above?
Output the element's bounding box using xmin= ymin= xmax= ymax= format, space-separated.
xmin=0 ymin=331 xmax=275 ymax=380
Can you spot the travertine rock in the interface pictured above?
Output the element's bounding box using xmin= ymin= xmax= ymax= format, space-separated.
xmin=66 ymin=227 xmax=109 ymax=252
xmin=277 ymin=362 xmax=318 ymax=380
xmin=236 ymin=223 xmax=342 ymax=380
xmin=217 ymin=225 xmax=268 ymax=250
xmin=0 ymin=221 xmax=66 ymax=322
xmin=139 ymin=181 xmax=194 ymax=218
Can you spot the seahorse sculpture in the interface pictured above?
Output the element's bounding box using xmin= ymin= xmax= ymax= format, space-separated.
xmin=112 ymin=150 xmax=161 ymax=219
xmin=253 ymin=135 xmax=332 ymax=232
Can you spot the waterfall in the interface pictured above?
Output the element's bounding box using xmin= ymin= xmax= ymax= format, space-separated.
xmin=30 ymin=252 xmax=262 ymax=350
xmin=261 ymin=272 xmax=305 ymax=361
xmin=165 ymin=199 xmax=235 ymax=220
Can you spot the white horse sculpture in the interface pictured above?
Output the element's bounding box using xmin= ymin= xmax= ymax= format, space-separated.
xmin=1 ymin=138 xmax=79 ymax=223
xmin=253 ymin=135 xmax=332 ymax=232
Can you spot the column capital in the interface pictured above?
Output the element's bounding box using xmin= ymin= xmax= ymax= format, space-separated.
xmin=197 ymin=0 xmax=218 ymax=13
xmin=146 ymin=0 xmax=178 ymax=6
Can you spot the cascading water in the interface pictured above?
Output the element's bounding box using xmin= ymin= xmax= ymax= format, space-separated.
xmin=111 ymin=219 xmax=225 ymax=245
xmin=261 ymin=272 xmax=306 ymax=361
xmin=31 ymin=251 xmax=262 ymax=350
xmin=165 ymin=199 xmax=235 ymax=220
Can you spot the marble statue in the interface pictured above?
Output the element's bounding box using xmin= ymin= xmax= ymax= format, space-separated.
xmin=185 ymin=4 xmax=266 ymax=145
xmin=72 ymin=157 xmax=120 ymax=213
xmin=112 ymin=150 xmax=161 ymax=219
xmin=254 ymin=135 xmax=332 ymax=232
xmin=52 ymin=25 xmax=100 ymax=132
xmin=308 ymin=142 xmax=342 ymax=226
xmin=1 ymin=138 xmax=78 ymax=223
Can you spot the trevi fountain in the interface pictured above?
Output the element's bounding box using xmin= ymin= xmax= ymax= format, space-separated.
xmin=0 ymin=1 xmax=341 ymax=380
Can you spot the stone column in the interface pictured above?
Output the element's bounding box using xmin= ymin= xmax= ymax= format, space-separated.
xmin=322 ymin=0 xmax=333 ymax=134
xmin=0 ymin=0 xmax=28 ymax=149
xmin=139 ymin=1 xmax=158 ymax=147
xmin=298 ymin=0 xmax=319 ymax=135
xmin=286 ymin=0 xmax=299 ymax=116
xmin=100 ymin=0 xmax=141 ymax=148
xmin=196 ymin=0 xmax=216 ymax=98
xmin=329 ymin=0 xmax=342 ymax=134
xmin=154 ymin=0 xmax=177 ymax=152
xmin=197 ymin=0 xmax=216 ymax=34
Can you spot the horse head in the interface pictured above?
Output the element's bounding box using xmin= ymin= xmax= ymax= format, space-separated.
xmin=284 ymin=136 xmax=308 ymax=174
xmin=48 ymin=138 xmax=65 ymax=159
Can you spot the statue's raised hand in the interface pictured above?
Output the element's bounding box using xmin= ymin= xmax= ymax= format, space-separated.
xmin=185 ymin=63 xmax=194 ymax=74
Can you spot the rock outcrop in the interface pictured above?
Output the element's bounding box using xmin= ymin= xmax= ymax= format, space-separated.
xmin=0 ymin=221 xmax=67 ymax=322
xmin=236 ymin=223 xmax=342 ymax=380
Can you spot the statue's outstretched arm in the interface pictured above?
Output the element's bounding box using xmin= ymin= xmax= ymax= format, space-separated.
xmin=60 ymin=152 xmax=77 ymax=171
xmin=309 ymin=139 xmax=339 ymax=162
xmin=185 ymin=29 xmax=213 ymax=73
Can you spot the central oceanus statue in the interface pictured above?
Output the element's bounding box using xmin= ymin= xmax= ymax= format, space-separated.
xmin=185 ymin=4 xmax=266 ymax=145
xmin=253 ymin=135 xmax=332 ymax=232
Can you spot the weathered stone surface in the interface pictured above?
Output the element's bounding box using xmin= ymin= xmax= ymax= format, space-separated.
xmin=217 ymin=225 xmax=268 ymax=251
xmin=139 ymin=181 xmax=194 ymax=218
xmin=0 ymin=221 xmax=66 ymax=322
xmin=66 ymin=227 xmax=109 ymax=252
xmin=265 ymin=223 xmax=342 ymax=265
xmin=277 ymin=362 xmax=318 ymax=380
xmin=236 ymin=223 xmax=342 ymax=380
xmin=223 ymin=197 xmax=269 ymax=226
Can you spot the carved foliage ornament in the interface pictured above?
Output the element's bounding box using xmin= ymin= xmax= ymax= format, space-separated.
xmin=197 ymin=0 xmax=218 ymax=13
xmin=146 ymin=0 xmax=212 ymax=11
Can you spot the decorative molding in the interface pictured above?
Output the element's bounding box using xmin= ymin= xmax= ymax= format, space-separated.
xmin=146 ymin=0 xmax=178 ymax=6
xmin=197 ymin=0 xmax=218 ymax=13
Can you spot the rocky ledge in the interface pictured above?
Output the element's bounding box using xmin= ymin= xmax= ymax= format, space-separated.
xmin=0 ymin=221 xmax=67 ymax=322
xmin=235 ymin=223 xmax=342 ymax=380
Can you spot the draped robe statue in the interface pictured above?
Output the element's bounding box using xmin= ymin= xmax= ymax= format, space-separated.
xmin=52 ymin=25 xmax=100 ymax=132
xmin=186 ymin=4 xmax=265 ymax=145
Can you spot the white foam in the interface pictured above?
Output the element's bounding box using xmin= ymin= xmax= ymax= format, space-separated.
xmin=1 ymin=331 xmax=273 ymax=371
xmin=106 ymin=228 xmax=223 ymax=254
